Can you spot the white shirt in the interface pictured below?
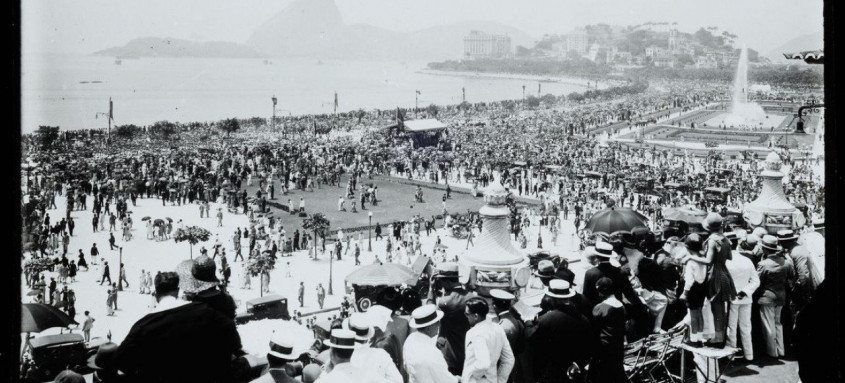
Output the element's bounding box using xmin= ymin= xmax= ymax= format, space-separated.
xmin=315 ymin=362 xmax=380 ymax=383
xmin=403 ymin=331 xmax=459 ymax=383
xmin=462 ymin=318 xmax=515 ymax=383
xmin=351 ymin=345 xmax=403 ymax=383
xmin=725 ymin=253 xmax=760 ymax=305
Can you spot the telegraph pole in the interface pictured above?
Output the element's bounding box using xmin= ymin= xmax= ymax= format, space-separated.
xmin=462 ymin=87 xmax=466 ymax=102
xmin=334 ymin=92 xmax=338 ymax=114
xmin=522 ymin=85 xmax=526 ymax=100
xmin=271 ymin=95 xmax=277 ymax=131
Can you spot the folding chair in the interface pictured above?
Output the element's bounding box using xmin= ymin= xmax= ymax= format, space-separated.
xmin=624 ymin=335 xmax=661 ymax=382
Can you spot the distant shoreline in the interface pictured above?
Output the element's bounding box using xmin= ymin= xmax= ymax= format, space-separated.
xmin=417 ymin=68 xmax=616 ymax=89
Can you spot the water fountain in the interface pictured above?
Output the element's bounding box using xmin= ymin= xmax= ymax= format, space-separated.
xmin=708 ymin=47 xmax=779 ymax=129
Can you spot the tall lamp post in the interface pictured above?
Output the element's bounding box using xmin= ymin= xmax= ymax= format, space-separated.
xmin=271 ymin=95 xmax=277 ymax=131
xmin=415 ymin=90 xmax=421 ymax=116
xmin=368 ymin=211 xmax=373 ymax=252
xmin=117 ymin=246 xmax=123 ymax=291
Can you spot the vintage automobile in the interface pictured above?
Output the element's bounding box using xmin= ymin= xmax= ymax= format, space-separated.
xmin=24 ymin=333 xmax=89 ymax=381
xmin=235 ymin=295 xmax=290 ymax=325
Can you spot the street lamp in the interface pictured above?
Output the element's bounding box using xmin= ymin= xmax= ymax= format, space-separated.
xmin=117 ymin=246 xmax=123 ymax=291
xmin=368 ymin=211 xmax=373 ymax=252
xmin=271 ymin=95 xmax=277 ymax=131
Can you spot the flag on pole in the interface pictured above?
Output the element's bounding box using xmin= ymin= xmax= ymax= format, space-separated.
xmin=416 ymin=90 xmax=421 ymax=95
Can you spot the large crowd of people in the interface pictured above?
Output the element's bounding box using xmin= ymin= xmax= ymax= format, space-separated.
xmin=19 ymin=78 xmax=827 ymax=383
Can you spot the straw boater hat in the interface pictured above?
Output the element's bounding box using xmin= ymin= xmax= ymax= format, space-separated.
xmin=545 ymin=279 xmax=576 ymax=299
xmin=761 ymin=235 xmax=782 ymax=252
xmin=702 ymin=213 xmax=723 ymax=232
xmin=776 ymin=229 xmax=799 ymax=243
xmin=586 ymin=241 xmax=621 ymax=267
xmin=342 ymin=313 xmax=375 ymax=342
xmin=409 ymin=304 xmax=444 ymax=329
xmin=534 ymin=260 xmax=555 ymax=279
xmin=268 ymin=333 xmax=298 ymax=360
xmin=323 ymin=329 xmax=359 ymax=350
xmin=751 ymin=227 xmax=768 ymax=239
xmin=490 ymin=289 xmax=515 ymax=302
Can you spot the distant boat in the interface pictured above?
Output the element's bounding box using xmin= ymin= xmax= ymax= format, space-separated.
xmin=91 ymin=81 xmax=103 ymax=84
xmin=263 ymin=59 xmax=272 ymax=65
xmin=79 ymin=81 xmax=90 ymax=84
xmin=114 ymin=58 xmax=122 ymax=65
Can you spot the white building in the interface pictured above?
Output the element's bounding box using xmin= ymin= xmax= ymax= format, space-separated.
xmin=464 ymin=31 xmax=512 ymax=59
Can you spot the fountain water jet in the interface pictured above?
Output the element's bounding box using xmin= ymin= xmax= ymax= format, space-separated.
xmin=708 ymin=46 xmax=772 ymax=128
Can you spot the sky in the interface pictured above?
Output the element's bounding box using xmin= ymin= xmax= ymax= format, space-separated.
xmin=22 ymin=0 xmax=823 ymax=56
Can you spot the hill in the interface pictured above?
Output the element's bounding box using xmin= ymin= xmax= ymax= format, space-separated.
xmin=246 ymin=0 xmax=533 ymax=60
xmin=95 ymin=37 xmax=264 ymax=58
xmin=765 ymin=31 xmax=824 ymax=63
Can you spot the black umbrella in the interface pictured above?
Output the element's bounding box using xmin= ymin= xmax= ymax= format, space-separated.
xmin=21 ymin=303 xmax=78 ymax=333
xmin=586 ymin=207 xmax=649 ymax=235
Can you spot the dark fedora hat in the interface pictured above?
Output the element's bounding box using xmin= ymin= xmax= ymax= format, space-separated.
xmin=87 ymin=342 xmax=119 ymax=370
xmin=192 ymin=255 xmax=219 ymax=283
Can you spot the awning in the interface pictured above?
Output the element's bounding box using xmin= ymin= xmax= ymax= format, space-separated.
xmin=403 ymin=119 xmax=447 ymax=132
xmin=783 ymin=50 xmax=824 ymax=64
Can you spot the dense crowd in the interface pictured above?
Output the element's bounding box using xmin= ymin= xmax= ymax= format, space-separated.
xmin=20 ymin=79 xmax=827 ymax=383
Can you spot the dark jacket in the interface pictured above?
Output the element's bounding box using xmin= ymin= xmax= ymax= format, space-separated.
xmin=583 ymin=262 xmax=647 ymax=312
xmin=192 ymin=288 xmax=238 ymax=320
xmin=437 ymin=290 xmax=476 ymax=375
xmin=113 ymin=302 xmax=242 ymax=383
xmin=526 ymin=308 xmax=595 ymax=382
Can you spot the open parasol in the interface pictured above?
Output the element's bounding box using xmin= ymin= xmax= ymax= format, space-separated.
xmin=21 ymin=303 xmax=78 ymax=333
xmin=153 ymin=219 xmax=165 ymax=227
xmin=141 ymin=216 xmax=151 ymax=221
xmin=662 ymin=205 xmax=707 ymax=225
xmin=345 ymin=263 xmax=418 ymax=287
xmin=586 ymin=207 xmax=649 ymax=235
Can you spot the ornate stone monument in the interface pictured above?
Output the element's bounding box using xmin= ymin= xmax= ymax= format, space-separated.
xmin=458 ymin=182 xmax=531 ymax=297
xmin=742 ymin=151 xmax=806 ymax=234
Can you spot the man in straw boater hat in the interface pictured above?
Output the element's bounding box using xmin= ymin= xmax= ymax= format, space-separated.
xmin=461 ymin=296 xmax=515 ymax=383
xmin=315 ymin=329 xmax=379 ymax=383
xmin=582 ymin=242 xmax=647 ymax=318
xmin=341 ymin=313 xmax=402 ymax=383
xmin=490 ymin=289 xmax=528 ymax=383
xmin=250 ymin=333 xmax=301 ymax=383
xmin=756 ymin=235 xmax=796 ymax=359
xmin=682 ymin=212 xmax=736 ymax=348
xmin=525 ymin=279 xmax=594 ymax=383
xmin=403 ymin=304 xmax=460 ymax=383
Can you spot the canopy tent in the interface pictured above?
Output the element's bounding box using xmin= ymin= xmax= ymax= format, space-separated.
xmin=402 ymin=119 xmax=447 ymax=133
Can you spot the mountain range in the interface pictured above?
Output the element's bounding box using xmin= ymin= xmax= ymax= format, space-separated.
xmin=764 ymin=31 xmax=823 ymax=63
xmin=95 ymin=0 xmax=534 ymax=60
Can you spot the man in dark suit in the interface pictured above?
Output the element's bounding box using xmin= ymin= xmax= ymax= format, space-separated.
xmin=525 ymin=280 xmax=595 ymax=382
xmin=436 ymin=272 xmax=477 ymax=375
xmin=113 ymin=272 xmax=243 ymax=383
xmin=583 ymin=242 xmax=646 ymax=307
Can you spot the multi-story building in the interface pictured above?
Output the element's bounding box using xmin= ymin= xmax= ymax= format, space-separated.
xmin=464 ymin=31 xmax=512 ymax=59
xmin=645 ymin=45 xmax=666 ymax=59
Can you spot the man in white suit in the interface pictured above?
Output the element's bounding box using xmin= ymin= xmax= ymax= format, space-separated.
xmin=726 ymin=238 xmax=760 ymax=361
xmin=462 ymin=297 xmax=515 ymax=383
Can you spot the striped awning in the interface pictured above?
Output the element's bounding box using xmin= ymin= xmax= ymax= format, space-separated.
xmin=783 ymin=50 xmax=824 ymax=64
